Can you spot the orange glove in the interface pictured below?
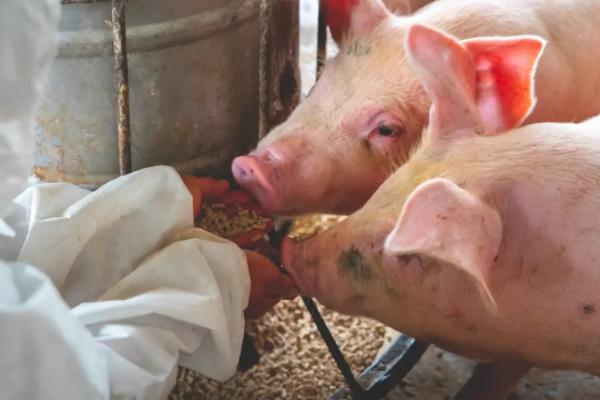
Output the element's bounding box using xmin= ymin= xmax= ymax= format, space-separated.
xmin=182 ymin=174 xmax=274 ymax=248
xmin=180 ymin=175 xmax=229 ymax=218
xmin=244 ymin=250 xmax=298 ymax=319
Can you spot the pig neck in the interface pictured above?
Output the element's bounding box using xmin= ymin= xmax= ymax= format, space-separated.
xmin=362 ymin=119 xmax=600 ymax=371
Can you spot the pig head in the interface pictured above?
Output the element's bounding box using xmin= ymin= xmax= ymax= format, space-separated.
xmin=282 ymin=22 xmax=545 ymax=341
xmin=232 ymin=0 xmax=551 ymax=215
xmin=234 ymin=0 xmax=425 ymax=214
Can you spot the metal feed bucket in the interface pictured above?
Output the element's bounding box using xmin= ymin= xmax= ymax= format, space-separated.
xmin=35 ymin=0 xmax=263 ymax=187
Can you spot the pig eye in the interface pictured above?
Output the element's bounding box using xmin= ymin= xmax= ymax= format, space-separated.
xmin=377 ymin=124 xmax=395 ymax=136
xmin=374 ymin=123 xmax=403 ymax=137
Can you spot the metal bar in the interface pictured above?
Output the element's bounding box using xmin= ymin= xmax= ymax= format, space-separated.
xmin=302 ymin=296 xmax=366 ymax=398
xmin=362 ymin=338 xmax=428 ymax=398
xmin=112 ymin=0 xmax=132 ymax=175
xmin=330 ymin=336 xmax=428 ymax=399
xmin=316 ymin=0 xmax=327 ymax=79
xmin=258 ymin=0 xmax=272 ymax=139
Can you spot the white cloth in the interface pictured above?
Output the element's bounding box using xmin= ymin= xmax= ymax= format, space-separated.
xmin=2 ymin=167 xmax=250 ymax=400
xmin=1 ymin=167 xmax=251 ymax=400
xmin=0 ymin=1 xmax=251 ymax=399
xmin=0 ymin=0 xmax=60 ymax=235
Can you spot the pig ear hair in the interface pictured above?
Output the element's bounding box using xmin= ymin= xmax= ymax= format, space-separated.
xmin=463 ymin=35 xmax=547 ymax=134
xmin=324 ymin=0 xmax=391 ymax=45
xmin=405 ymin=23 xmax=485 ymax=141
xmin=384 ymin=178 xmax=502 ymax=314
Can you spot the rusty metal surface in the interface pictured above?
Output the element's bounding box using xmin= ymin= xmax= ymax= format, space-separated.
xmin=36 ymin=0 xmax=262 ymax=187
xmin=258 ymin=0 xmax=272 ymax=139
xmin=111 ymin=0 xmax=131 ymax=175
xmin=258 ymin=0 xmax=300 ymax=139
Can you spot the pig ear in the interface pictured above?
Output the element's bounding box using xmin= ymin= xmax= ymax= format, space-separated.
xmin=406 ymin=23 xmax=546 ymax=140
xmin=323 ymin=0 xmax=391 ymax=45
xmin=464 ymin=35 xmax=547 ymax=134
xmin=406 ymin=23 xmax=484 ymax=140
xmin=384 ymin=178 xmax=502 ymax=313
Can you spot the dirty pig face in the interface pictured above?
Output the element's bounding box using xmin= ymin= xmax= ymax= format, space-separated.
xmin=232 ymin=1 xmax=428 ymax=215
xmin=281 ymin=205 xmax=441 ymax=320
xmin=281 ymin=219 xmax=398 ymax=315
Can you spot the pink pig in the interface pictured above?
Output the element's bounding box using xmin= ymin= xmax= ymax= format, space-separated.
xmin=232 ymin=0 xmax=600 ymax=215
xmin=282 ymin=23 xmax=600 ymax=399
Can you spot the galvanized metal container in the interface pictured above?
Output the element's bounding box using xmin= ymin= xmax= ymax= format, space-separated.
xmin=35 ymin=0 xmax=261 ymax=187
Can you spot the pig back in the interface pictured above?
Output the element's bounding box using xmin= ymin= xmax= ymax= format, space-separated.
xmin=438 ymin=120 xmax=600 ymax=372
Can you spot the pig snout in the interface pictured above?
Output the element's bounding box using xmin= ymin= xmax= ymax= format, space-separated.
xmin=232 ymin=150 xmax=282 ymax=212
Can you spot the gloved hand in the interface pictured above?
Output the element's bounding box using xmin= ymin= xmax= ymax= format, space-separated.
xmin=181 ymin=175 xmax=298 ymax=318
xmin=244 ymin=250 xmax=298 ymax=319
xmin=181 ymin=175 xmax=274 ymax=248
xmin=180 ymin=175 xmax=229 ymax=218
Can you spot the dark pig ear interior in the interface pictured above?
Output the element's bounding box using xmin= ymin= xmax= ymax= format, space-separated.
xmin=323 ymin=0 xmax=391 ymax=45
xmin=464 ymin=35 xmax=546 ymax=134
xmin=384 ymin=178 xmax=502 ymax=314
xmin=405 ymin=23 xmax=483 ymax=142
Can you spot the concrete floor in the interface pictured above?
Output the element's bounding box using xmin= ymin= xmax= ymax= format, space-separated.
xmin=385 ymin=346 xmax=600 ymax=399
xmin=297 ymin=2 xmax=600 ymax=398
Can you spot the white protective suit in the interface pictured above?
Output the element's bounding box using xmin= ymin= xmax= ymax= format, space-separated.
xmin=0 ymin=1 xmax=250 ymax=399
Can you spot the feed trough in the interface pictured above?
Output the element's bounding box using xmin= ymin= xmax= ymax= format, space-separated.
xmin=36 ymin=0 xmax=428 ymax=398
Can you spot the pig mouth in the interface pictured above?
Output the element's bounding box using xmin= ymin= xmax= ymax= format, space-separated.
xmin=284 ymin=262 xmax=316 ymax=297
xmin=280 ymin=237 xmax=317 ymax=296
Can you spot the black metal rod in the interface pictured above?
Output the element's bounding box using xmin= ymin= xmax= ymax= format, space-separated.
xmin=112 ymin=0 xmax=132 ymax=175
xmin=302 ymin=296 xmax=366 ymax=397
